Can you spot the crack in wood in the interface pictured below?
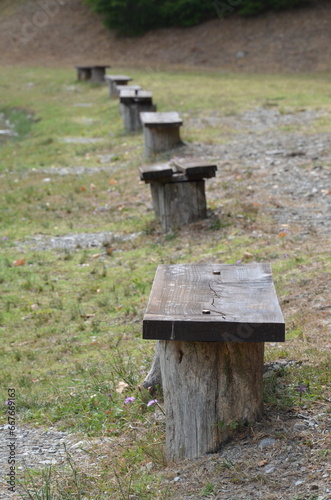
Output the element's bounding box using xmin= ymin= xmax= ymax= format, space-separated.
xmin=208 ymin=283 xmax=227 ymax=318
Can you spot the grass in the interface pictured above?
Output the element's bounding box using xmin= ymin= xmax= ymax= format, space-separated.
xmin=0 ymin=66 xmax=330 ymax=498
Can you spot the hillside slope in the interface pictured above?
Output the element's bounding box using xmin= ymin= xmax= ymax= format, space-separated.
xmin=0 ymin=0 xmax=330 ymax=71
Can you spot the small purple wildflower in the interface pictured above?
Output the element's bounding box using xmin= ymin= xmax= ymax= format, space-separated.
xmin=147 ymin=399 xmax=158 ymax=407
xmin=124 ymin=396 xmax=135 ymax=405
xmin=295 ymin=384 xmax=308 ymax=396
xmin=236 ymin=260 xmax=242 ymax=264
xmin=2 ymin=237 xmax=8 ymax=241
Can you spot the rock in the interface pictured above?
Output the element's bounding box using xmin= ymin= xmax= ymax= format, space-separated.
xmin=258 ymin=438 xmax=276 ymax=449
xmin=294 ymin=423 xmax=308 ymax=432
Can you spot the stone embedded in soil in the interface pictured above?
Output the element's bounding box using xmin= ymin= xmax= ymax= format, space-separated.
xmin=293 ymin=423 xmax=308 ymax=432
xmin=60 ymin=137 xmax=104 ymax=144
xmin=258 ymin=438 xmax=276 ymax=449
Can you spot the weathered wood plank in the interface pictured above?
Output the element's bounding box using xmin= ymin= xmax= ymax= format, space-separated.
xmin=143 ymin=263 xmax=285 ymax=342
xmin=139 ymin=164 xmax=174 ymax=181
xmin=117 ymin=85 xmax=141 ymax=94
xmin=173 ymin=158 xmax=217 ymax=178
xmin=120 ymin=90 xmax=152 ymax=101
xmin=104 ymin=75 xmax=132 ymax=82
xmin=140 ymin=111 xmax=183 ymax=127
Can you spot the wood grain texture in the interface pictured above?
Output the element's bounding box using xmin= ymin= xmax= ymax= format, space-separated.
xmin=143 ymin=125 xmax=182 ymax=158
xmin=173 ymin=158 xmax=217 ymax=178
xmin=160 ymin=340 xmax=264 ymax=461
xmin=150 ymin=180 xmax=207 ymax=232
xmin=139 ymin=164 xmax=174 ymax=181
xmin=143 ymin=263 xmax=285 ymax=342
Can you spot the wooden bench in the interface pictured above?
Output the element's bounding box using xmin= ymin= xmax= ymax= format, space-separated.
xmin=140 ymin=111 xmax=183 ymax=158
xmin=75 ymin=65 xmax=110 ymax=83
xmin=120 ymin=90 xmax=156 ymax=133
xmin=139 ymin=158 xmax=217 ymax=231
xmin=104 ymin=75 xmax=133 ymax=98
xmin=143 ymin=262 xmax=285 ymax=462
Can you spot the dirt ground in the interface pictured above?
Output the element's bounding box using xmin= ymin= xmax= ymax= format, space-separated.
xmin=0 ymin=0 xmax=331 ymax=72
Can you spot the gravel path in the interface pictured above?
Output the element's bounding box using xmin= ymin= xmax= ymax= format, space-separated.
xmin=0 ymin=424 xmax=110 ymax=499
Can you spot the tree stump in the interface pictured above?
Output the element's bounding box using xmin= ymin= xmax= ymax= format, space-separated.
xmin=140 ymin=112 xmax=183 ymax=158
xmin=120 ymin=90 xmax=156 ymax=133
xmin=150 ymin=179 xmax=206 ymax=231
xmin=142 ymin=263 xmax=285 ymax=462
xmin=160 ymin=340 xmax=264 ymax=460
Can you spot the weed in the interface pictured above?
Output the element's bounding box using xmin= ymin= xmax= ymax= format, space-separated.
xmin=200 ymin=482 xmax=216 ymax=496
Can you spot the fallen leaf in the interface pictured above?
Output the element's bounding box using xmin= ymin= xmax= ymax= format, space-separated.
xmin=13 ymin=258 xmax=25 ymax=266
xmin=109 ymin=179 xmax=117 ymax=185
xmin=106 ymin=247 xmax=114 ymax=255
xmin=278 ymin=231 xmax=288 ymax=238
xmin=80 ymin=186 xmax=86 ymax=192
xmin=116 ymin=381 xmax=129 ymax=394
xmin=92 ymin=253 xmax=103 ymax=259
xmin=258 ymin=460 xmax=269 ymax=467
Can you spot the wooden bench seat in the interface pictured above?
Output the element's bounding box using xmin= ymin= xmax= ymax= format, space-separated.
xmin=143 ymin=262 xmax=285 ymax=461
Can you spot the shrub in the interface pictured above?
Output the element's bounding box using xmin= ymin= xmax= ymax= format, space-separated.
xmin=85 ymin=0 xmax=311 ymax=36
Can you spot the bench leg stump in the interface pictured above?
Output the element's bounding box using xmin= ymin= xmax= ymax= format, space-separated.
xmin=143 ymin=125 xmax=182 ymax=158
xmin=91 ymin=68 xmax=106 ymax=83
xmin=150 ymin=180 xmax=207 ymax=232
xmin=159 ymin=340 xmax=264 ymax=462
xmin=77 ymin=68 xmax=91 ymax=81
xmin=120 ymin=103 xmax=157 ymax=133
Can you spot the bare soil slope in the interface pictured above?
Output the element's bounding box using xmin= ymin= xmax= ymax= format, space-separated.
xmin=0 ymin=0 xmax=330 ymax=72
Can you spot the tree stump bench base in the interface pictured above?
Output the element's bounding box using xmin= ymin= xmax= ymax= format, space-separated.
xmin=104 ymin=75 xmax=133 ymax=98
xmin=75 ymin=65 xmax=110 ymax=83
xmin=143 ymin=263 xmax=285 ymax=462
xmin=140 ymin=112 xmax=183 ymax=158
xmin=139 ymin=158 xmax=217 ymax=232
xmin=120 ymin=90 xmax=156 ymax=133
